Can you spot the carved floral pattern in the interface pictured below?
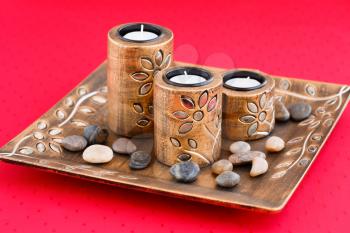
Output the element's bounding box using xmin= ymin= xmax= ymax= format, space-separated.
xmin=130 ymin=50 xmax=172 ymax=127
xmin=239 ymin=93 xmax=274 ymax=137
xmin=170 ymin=91 xmax=220 ymax=165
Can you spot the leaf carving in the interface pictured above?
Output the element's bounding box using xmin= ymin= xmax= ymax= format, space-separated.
xmin=19 ymin=147 xmax=34 ymax=155
xmin=36 ymin=142 xmax=46 ymax=152
xmin=170 ymin=137 xmax=180 ymax=147
xmin=181 ymin=95 xmax=195 ymax=109
xmin=137 ymin=118 xmax=151 ymax=127
xmin=91 ymin=95 xmax=107 ymax=105
xmin=247 ymin=102 xmax=258 ymax=113
xmin=48 ymin=128 xmax=62 ymax=136
xmin=162 ymin=54 xmax=172 ymax=68
xmin=55 ymin=109 xmax=66 ymax=120
xmin=79 ymin=106 xmax=95 ymax=114
xmin=285 ymin=147 xmax=302 ymax=156
xmin=275 ymin=161 xmax=293 ymax=169
xmin=188 ymin=139 xmax=197 ymax=149
xmin=271 ymin=170 xmax=287 ymax=179
xmin=298 ymin=115 xmax=315 ymax=126
xmin=173 ymin=111 xmax=189 ymax=119
xmin=37 ymin=121 xmax=48 ymax=130
xmin=247 ymin=122 xmax=258 ymax=136
xmin=306 ymin=84 xmax=316 ymax=96
xmin=131 ymin=72 xmax=149 ymax=81
xmin=325 ymin=97 xmax=337 ymax=106
xmin=155 ymin=50 xmax=163 ymax=66
xmin=139 ymin=82 xmax=153 ymax=95
xmin=49 ymin=143 xmax=62 ymax=153
xmin=198 ymin=91 xmax=208 ymax=108
xmin=239 ymin=115 xmax=256 ymax=124
xmin=133 ymin=103 xmax=143 ymax=113
xmin=178 ymin=122 xmax=193 ymax=134
xmin=259 ymin=93 xmax=266 ymax=108
xmin=141 ymin=57 xmax=154 ymax=70
xmin=207 ymin=95 xmax=217 ymax=112
xmin=71 ymin=119 xmax=89 ymax=127
xmin=287 ymin=137 xmax=304 ymax=145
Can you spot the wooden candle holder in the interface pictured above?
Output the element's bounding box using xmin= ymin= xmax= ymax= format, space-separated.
xmin=222 ymin=69 xmax=275 ymax=141
xmin=107 ymin=23 xmax=173 ymax=137
xmin=154 ymin=67 xmax=222 ymax=167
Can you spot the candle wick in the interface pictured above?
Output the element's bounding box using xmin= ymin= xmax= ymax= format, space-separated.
xmin=247 ymin=76 xmax=250 ymax=79
xmin=140 ymin=24 xmax=144 ymax=38
xmin=184 ymin=71 xmax=188 ymax=78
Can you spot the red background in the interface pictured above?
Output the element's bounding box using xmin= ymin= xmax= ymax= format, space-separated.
xmin=1 ymin=0 xmax=350 ymax=232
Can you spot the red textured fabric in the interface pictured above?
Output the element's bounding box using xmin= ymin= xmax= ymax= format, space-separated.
xmin=1 ymin=0 xmax=350 ymax=232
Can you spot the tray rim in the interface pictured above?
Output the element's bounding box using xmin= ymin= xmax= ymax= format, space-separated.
xmin=1 ymin=60 xmax=349 ymax=212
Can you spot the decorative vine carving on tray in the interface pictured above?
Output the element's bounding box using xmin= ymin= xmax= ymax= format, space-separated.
xmin=170 ymin=90 xmax=220 ymax=165
xmin=0 ymin=84 xmax=138 ymax=180
xmin=130 ymin=49 xmax=172 ymax=128
xmin=239 ymin=92 xmax=274 ymax=137
xmin=1 ymin=86 xmax=108 ymax=156
xmin=270 ymin=84 xmax=350 ymax=179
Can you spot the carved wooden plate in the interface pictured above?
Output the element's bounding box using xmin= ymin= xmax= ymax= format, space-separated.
xmin=1 ymin=61 xmax=349 ymax=212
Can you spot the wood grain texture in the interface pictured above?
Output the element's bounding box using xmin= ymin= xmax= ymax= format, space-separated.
xmin=0 ymin=61 xmax=349 ymax=212
xmin=107 ymin=23 xmax=173 ymax=137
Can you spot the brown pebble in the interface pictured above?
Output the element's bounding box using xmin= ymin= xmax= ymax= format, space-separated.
xmin=211 ymin=159 xmax=233 ymax=175
xmin=112 ymin=138 xmax=137 ymax=154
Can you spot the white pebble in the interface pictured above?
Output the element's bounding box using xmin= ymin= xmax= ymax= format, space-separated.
xmin=265 ymin=136 xmax=285 ymax=152
xmin=250 ymin=157 xmax=268 ymax=177
xmin=83 ymin=145 xmax=114 ymax=164
xmin=229 ymin=141 xmax=251 ymax=154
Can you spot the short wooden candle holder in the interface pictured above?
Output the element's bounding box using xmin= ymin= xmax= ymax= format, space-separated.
xmin=222 ymin=69 xmax=275 ymax=141
xmin=154 ymin=67 xmax=222 ymax=167
xmin=107 ymin=23 xmax=173 ymax=137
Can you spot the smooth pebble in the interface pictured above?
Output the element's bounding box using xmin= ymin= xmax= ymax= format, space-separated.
xmin=211 ymin=159 xmax=233 ymax=175
xmin=265 ymin=136 xmax=285 ymax=152
xmin=228 ymin=151 xmax=266 ymax=165
xmin=289 ymin=103 xmax=312 ymax=121
xmin=83 ymin=125 xmax=109 ymax=145
xmin=82 ymin=145 xmax=113 ymax=163
xmin=229 ymin=141 xmax=251 ymax=154
xmin=170 ymin=161 xmax=200 ymax=183
xmin=250 ymin=157 xmax=268 ymax=177
xmin=62 ymin=135 xmax=87 ymax=152
xmin=112 ymin=138 xmax=137 ymax=154
xmin=129 ymin=151 xmax=151 ymax=169
xmin=275 ymin=99 xmax=290 ymax=122
xmin=216 ymin=171 xmax=240 ymax=188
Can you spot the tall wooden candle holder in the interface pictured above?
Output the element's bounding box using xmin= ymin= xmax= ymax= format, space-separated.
xmin=107 ymin=23 xmax=173 ymax=137
xmin=222 ymin=69 xmax=275 ymax=141
xmin=154 ymin=67 xmax=222 ymax=167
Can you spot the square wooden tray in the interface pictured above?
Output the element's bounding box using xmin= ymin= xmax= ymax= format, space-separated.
xmin=1 ymin=61 xmax=349 ymax=212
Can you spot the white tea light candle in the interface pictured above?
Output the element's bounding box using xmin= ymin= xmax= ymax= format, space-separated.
xmin=225 ymin=76 xmax=261 ymax=89
xmin=123 ymin=24 xmax=158 ymax=41
xmin=169 ymin=71 xmax=207 ymax=85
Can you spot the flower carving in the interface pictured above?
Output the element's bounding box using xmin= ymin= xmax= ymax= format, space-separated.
xmin=239 ymin=93 xmax=273 ymax=137
xmin=130 ymin=49 xmax=172 ymax=127
xmin=172 ymin=91 xmax=217 ymax=135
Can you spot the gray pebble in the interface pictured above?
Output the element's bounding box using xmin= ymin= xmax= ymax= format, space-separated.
xmin=112 ymin=138 xmax=137 ymax=154
xmin=275 ymin=99 xmax=290 ymax=122
xmin=228 ymin=151 xmax=266 ymax=165
xmin=216 ymin=171 xmax=240 ymax=188
xmin=129 ymin=151 xmax=151 ymax=169
xmin=170 ymin=161 xmax=200 ymax=183
xmin=289 ymin=103 xmax=312 ymax=121
xmin=211 ymin=159 xmax=233 ymax=175
xmin=229 ymin=141 xmax=251 ymax=154
xmin=62 ymin=135 xmax=87 ymax=152
xmin=83 ymin=125 xmax=109 ymax=145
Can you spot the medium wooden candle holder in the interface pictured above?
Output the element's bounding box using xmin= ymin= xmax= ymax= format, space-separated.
xmin=222 ymin=69 xmax=275 ymax=141
xmin=107 ymin=23 xmax=173 ymax=137
xmin=154 ymin=67 xmax=222 ymax=167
